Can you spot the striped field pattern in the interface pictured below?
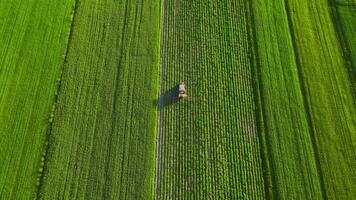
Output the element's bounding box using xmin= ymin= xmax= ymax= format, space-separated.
xmin=0 ymin=0 xmax=75 ymax=198
xmin=156 ymin=0 xmax=265 ymax=199
xmin=0 ymin=0 xmax=355 ymax=199
xmin=39 ymin=0 xmax=161 ymax=199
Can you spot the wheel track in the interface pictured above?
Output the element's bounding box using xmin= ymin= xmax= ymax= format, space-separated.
xmin=156 ymin=0 xmax=167 ymax=198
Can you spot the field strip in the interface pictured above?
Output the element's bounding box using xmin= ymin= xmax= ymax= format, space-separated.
xmin=0 ymin=0 xmax=76 ymax=198
xmin=250 ymin=0 xmax=324 ymax=198
xmin=38 ymin=0 xmax=162 ymax=199
xmin=36 ymin=0 xmax=79 ymax=198
xmin=285 ymin=0 xmax=356 ymax=198
xmin=284 ymin=1 xmax=328 ymax=198
xmin=156 ymin=0 xmax=265 ymax=199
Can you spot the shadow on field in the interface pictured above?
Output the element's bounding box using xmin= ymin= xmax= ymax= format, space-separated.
xmin=154 ymin=84 xmax=180 ymax=109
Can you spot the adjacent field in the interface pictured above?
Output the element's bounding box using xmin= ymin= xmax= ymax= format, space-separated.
xmin=286 ymin=0 xmax=356 ymax=198
xmin=156 ymin=0 xmax=265 ymax=199
xmin=38 ymin=0 xmax=162 ymax=199
xmin=0 ymin=0 xmax=75 ymax=198
xmin=334 ymin=0 xmax=356 ymax=93
xmin=251 ymin=0 xmax=323 ymax=198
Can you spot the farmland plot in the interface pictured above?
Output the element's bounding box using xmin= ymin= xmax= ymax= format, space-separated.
xmin=156 ymin=0 xmax=265 ymax=199
xmin=251 ymin=0 xmax=323 ymax=199
xmin=285 ymin=0 xmax=356 ymax=198
xmin=0 ymin=0 xmax=75 ymax=199
xmin=39 ymin=0 xmax=162 ymax=199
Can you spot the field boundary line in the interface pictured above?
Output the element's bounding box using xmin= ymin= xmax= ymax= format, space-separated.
xmin=35 ymin=0 xmax=79 ymax=199
xmin=283 ymin=1 xmax=327 ymax=199
xmin=155 ymin=0 xmax=167 ymax=199
xmin=246 ymin=0 xmax=274 ymax=199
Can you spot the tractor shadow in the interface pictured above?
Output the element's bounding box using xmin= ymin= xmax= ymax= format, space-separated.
xmin=154 ymin=84 xmax=180 ymax=109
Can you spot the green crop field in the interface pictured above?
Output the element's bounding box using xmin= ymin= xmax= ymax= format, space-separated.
xmin=0 ymin=0 xmax=75 ymax=198
xmin=0 ymin=0 xmax=355 ymax=199
xmin=251 ymin=0 xmax=323 ymax=198
xmin=156 ymin=0 xmax=265 ymax=199
xmin=38 ymin=0 xmax=162 ymax=199
xmin=285 ymin=0 xmax=356 ymax=198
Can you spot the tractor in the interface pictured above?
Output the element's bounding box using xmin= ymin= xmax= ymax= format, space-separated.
xmin=178 ymin=82 xmax=187 ymax=99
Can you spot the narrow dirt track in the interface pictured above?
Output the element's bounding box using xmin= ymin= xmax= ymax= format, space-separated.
xmin=155 ymin=0 xmax=168 ymax=199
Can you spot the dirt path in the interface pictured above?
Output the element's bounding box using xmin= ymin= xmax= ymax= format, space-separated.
xmin=155 ymin=0 xmax=168 ymax=199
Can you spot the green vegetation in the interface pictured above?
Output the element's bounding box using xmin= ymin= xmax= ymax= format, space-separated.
xmin=285 ymin=0 xmax=356 ymax=198
xmin=156 ymin=0 xmax=265 ymax=199
xmin=38 ymin=0 xmax=162 ymax=199
xmin=0 ymin=0 xmax=355 ymax=199
xmin=251 ymin=0 xmax=323 ymax=198
xmin=334 ymin=0 xmax=356 ymax=93
xmin=0 ymin=0 xmax=75 ymax=198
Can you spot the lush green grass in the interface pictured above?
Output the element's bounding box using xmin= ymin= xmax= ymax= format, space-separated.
xmin=251 ymin=0 xmax=324 ymax=199
xmin=286 ymin=0 xmax=356 ymax=198
xmin=156 ymin=0 xmax=265 ymax=199
xmin=38 ymin=0 xmax=162 ymax=199
xmin=0 ymin=0 xmax=75 ymax=199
